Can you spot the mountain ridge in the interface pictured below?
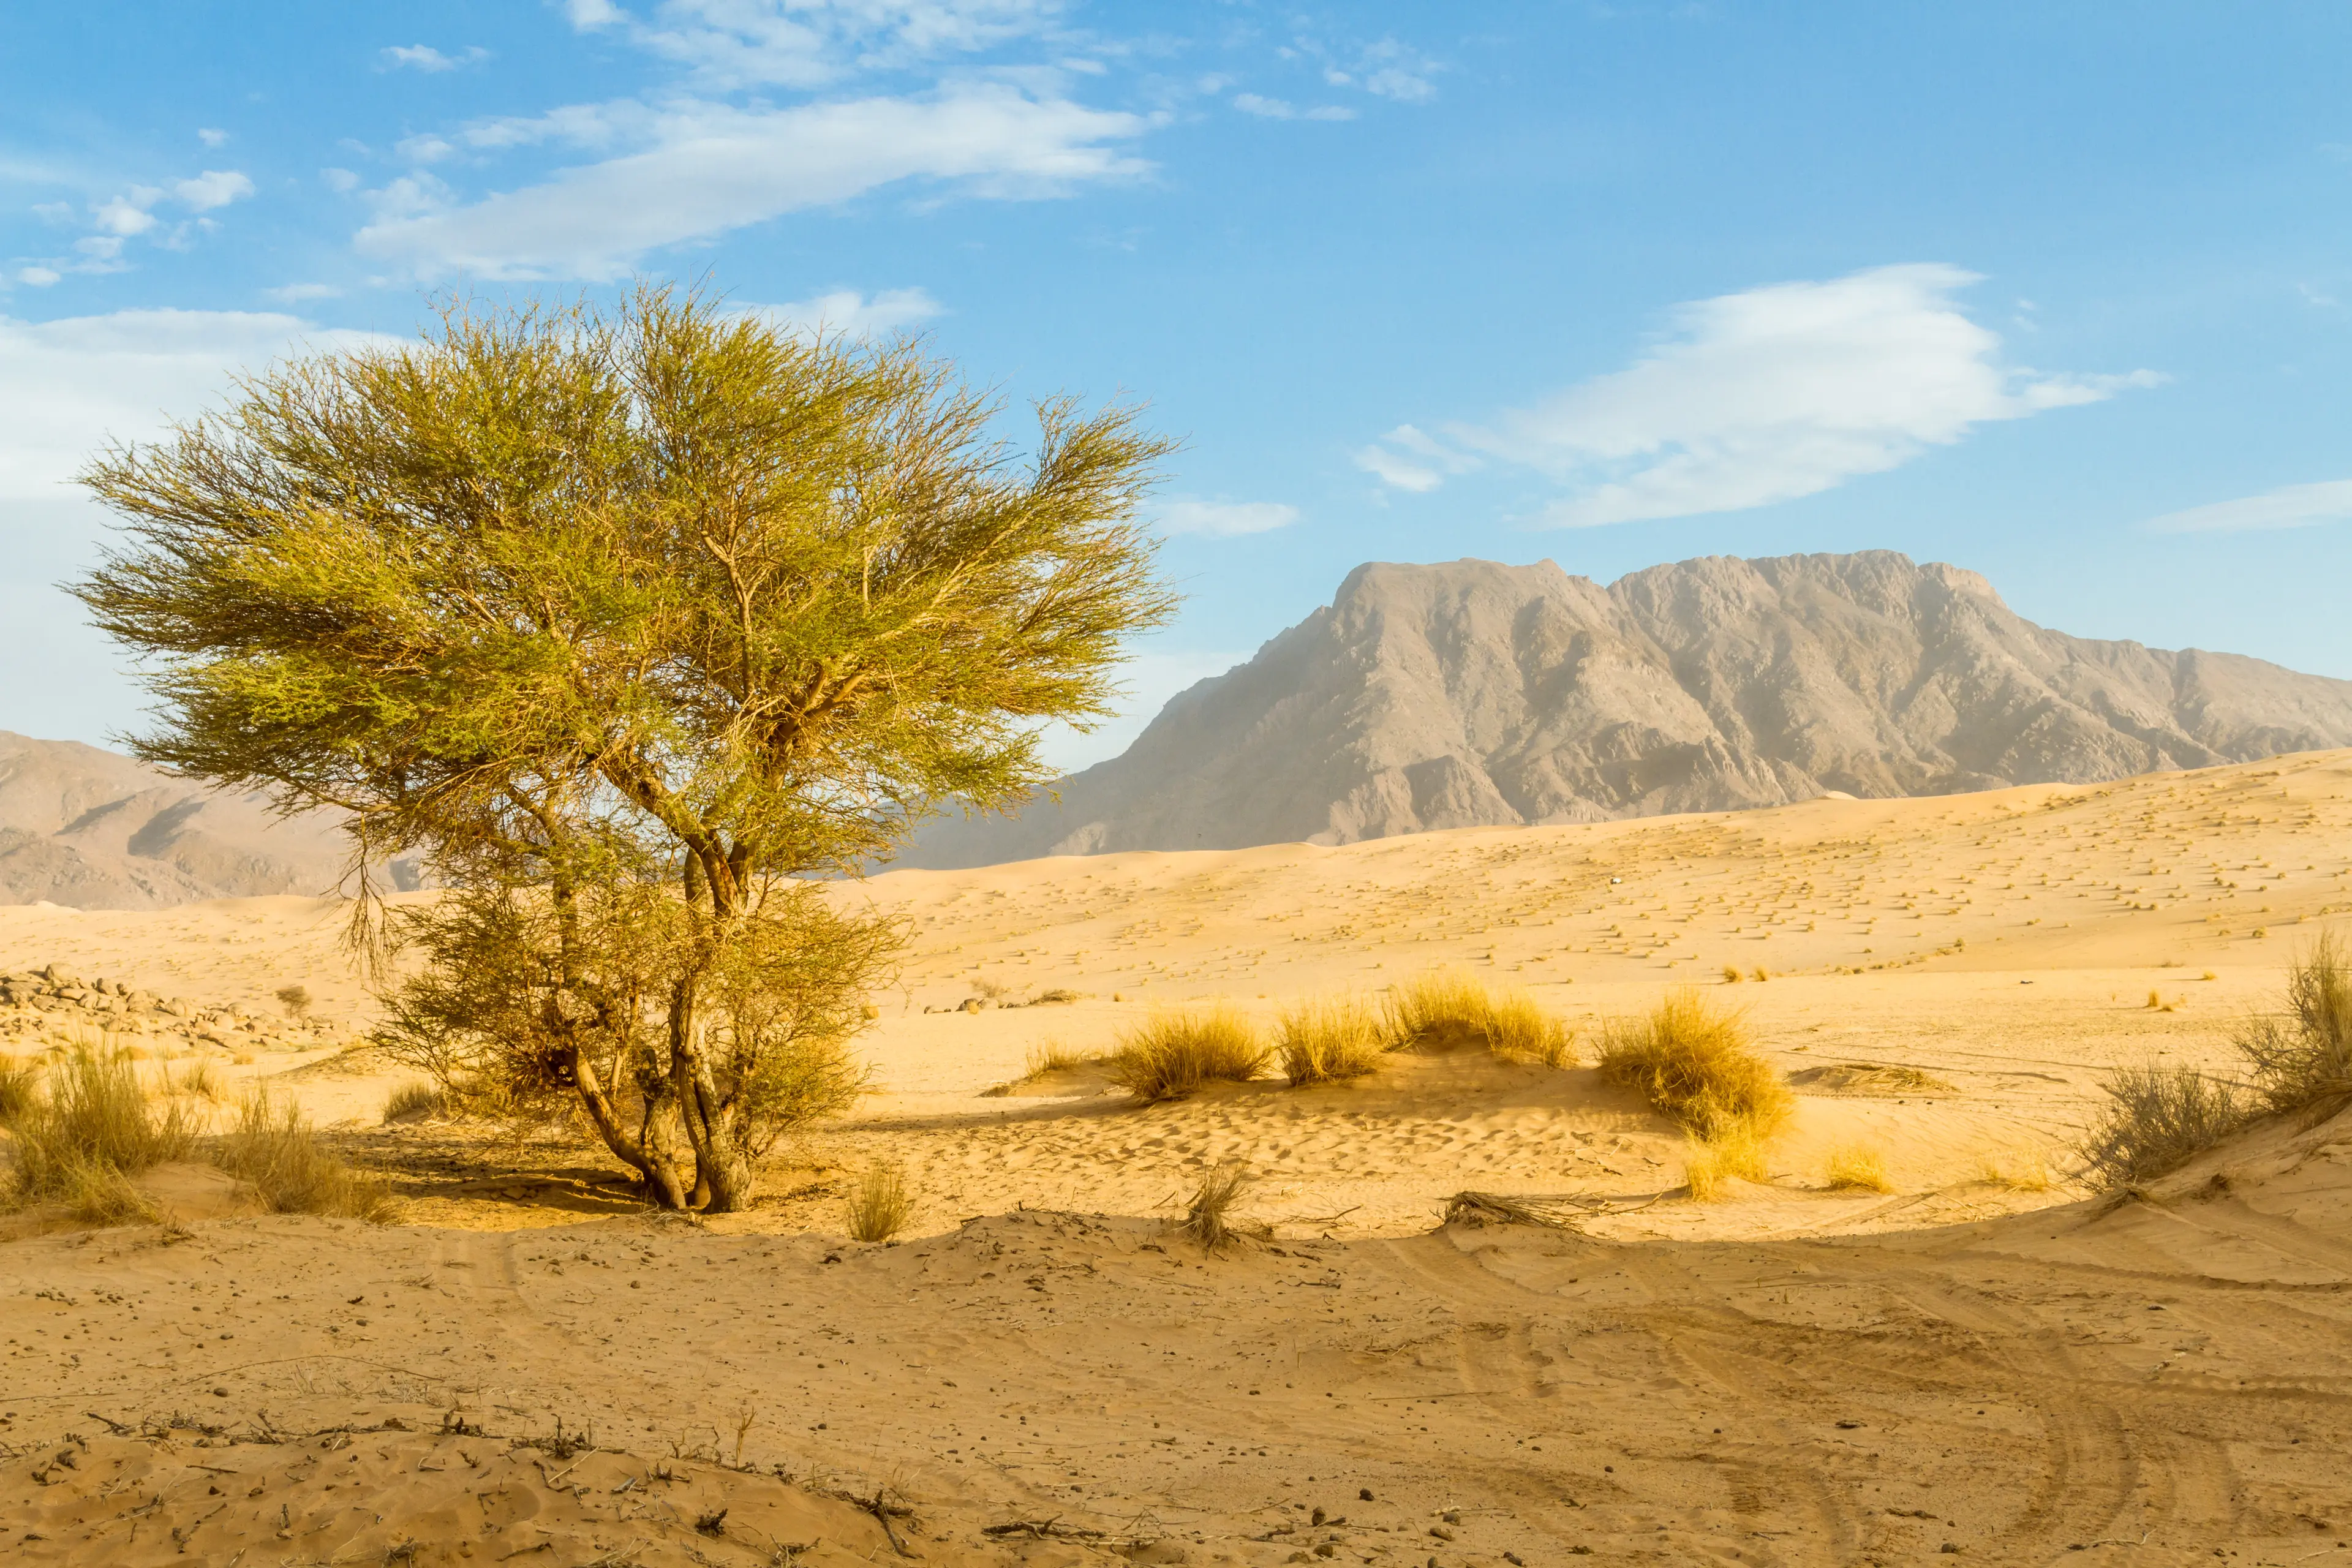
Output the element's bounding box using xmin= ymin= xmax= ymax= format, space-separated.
xmin=903 ymin=549 xmax=2352 ymax=867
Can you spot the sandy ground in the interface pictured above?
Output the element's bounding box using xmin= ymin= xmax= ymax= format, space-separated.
xmin=6 ymin=749 xmax=2352 ymax=1561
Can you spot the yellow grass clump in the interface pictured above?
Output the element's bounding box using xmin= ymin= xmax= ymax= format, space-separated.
xmin=1 ymin=1045 xmax=197 ymax=1223
xmin=1383 ymin=969 xmax=1575 ymax=1066
xmin=1597 ymin=988 xmax=1792 ymax=1140
xmin=1823 ymin=1144 xmax=1893 ymax=1193
xmin=2236 ymin=934 xmax=2352 ymax=1112
xmin=1025 ymin=1041 xmax=1106 ymax=1078
xmin=1276 ymin=996 xmax=1387 ymax=1085
xmin=845 ymin=1163 xmax=914 ymax=1243
xmin=382 ymin=1080 xmax=447 ymax=1123
xmin=214 ymin=1090 xmax=399 ymax=1222
xmin=1109 ymin=1009 xmax=1269 ymax=1102
xmin=1978 ymin=1145 xmax=2053 ymax=1192
xmin=1683 ymin=1126 xmax=1768 ymax=1201
xmin=1178 ymin=1161 xmax=1257 ymax=1252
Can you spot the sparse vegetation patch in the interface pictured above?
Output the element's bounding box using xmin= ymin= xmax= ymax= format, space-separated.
xmin=1110 ymin=1009 xmax=1268 ymax=1102
xmin=2075 ymin=1063 xmax=2247 ymax=1190
xmin=1598 ymin=989 xmax=1792 ymax=1139
xmin=1276 ymin=996 xmax=1387 ymax=1085
xmin=1384 ymin=970 xmax=1575 ymax=1066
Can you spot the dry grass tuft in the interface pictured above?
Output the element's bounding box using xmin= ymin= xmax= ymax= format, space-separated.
xmin=845 ymin=1163 xmax=914 ymax=1243
xmin=1683 ymin=1126 xmax=1769 ymax=1201
xmin=1598 ymin=988 xmax=1793 ymax=1139
xmin=213 ymin=1090 xmax=399 ymax=1222
xmin=1178 ymin=1161 xmax=1257 ymax=1252
xmin=171 ymin=1060 xmax=229 ymax=1102
xmin=2235 ymin=934 xmax=2352 ymax=1113
xmin=1977 ymin=1145 xmax=2053 ymax=1192
xmin=1720 ymin=965 xmax=1744 ymax=984
xmin=1025 ymin=1041 xmax=1107 ymax=1078
xmin=1276 ymin=996 xmax=1387 ymax=1085
xmin=2075 ymin=1062 xmax=2247 ymax=1191
xmin=1109 ymin=1009 xmax=1268 ymax=1102
xmin=2 ymin=1046 xmax=197 ymax=1219
xmin=1823 ymin=1144 xmax=1893 ymax=1193
xmin=381 ymin=1080 xmax=447 ymax=1123
xmin=0 ymin=1055 xmax=36 ymax=1124
xmin=1384 ymin=970 xmax=1575 ymax=1066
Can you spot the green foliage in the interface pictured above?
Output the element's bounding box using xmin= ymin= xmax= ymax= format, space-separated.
xmin=74 ymin=285 xmax=1174 ymax=1212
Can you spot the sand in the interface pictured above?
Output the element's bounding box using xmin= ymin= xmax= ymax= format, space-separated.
xmin=6 ymin=748 xmax=2352 ymax=1561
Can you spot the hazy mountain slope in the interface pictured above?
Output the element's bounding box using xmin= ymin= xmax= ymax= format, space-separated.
xmin=906 ymin=550 xmax=2352 ymax=867
xmin=0 ymin=731 xmax=394 ymax=908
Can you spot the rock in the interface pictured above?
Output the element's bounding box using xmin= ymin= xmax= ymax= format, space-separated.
xmin=904 ymin=551 xmax=2352 ymax=865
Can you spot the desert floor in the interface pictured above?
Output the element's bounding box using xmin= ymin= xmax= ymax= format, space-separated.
xmin=4 ymin=750 xmax=2352 ymax=1563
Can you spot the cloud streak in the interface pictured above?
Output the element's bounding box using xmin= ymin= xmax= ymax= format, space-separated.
xmin=355 ymin=88 xmax=1148 ymax=279
xmin=2146 ymin=480 xmax=2352 ymax=534
xmin=1158 ymin=499 xmax=1299 ymax=537
xmin=1355 ymin=264 xmax=2160 ymax=527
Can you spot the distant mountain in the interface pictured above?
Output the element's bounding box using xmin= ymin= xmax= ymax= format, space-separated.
xmin=906 ymin=550 xmax=2352 ymax=867
xmin=0 ymin=731 xmax=421 ymax=909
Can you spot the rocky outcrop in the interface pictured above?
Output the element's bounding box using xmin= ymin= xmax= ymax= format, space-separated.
xmin=0 ymin=963 xmax=342 ymax=1057
xmin=907 ymin=550 xmax=2352 ymax=866
xmin=0 ymin=732 xmax=421 ymax=910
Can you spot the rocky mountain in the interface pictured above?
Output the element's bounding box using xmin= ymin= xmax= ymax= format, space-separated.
xmin=907 ymin=550 xmax=2352 ymax=867
xmin=0 ymin=731 xmax=417 ymax=909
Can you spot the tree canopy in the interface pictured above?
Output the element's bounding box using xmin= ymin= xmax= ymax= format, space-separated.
xmin=76 ymin=286 xmax=1177 ymax=1208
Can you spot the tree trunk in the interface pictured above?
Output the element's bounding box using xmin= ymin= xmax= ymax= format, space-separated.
xmin=668 ymin=978 xmax=756 ymax=1211
xmin=570 ymin=1051 xmax=692 ymax=1209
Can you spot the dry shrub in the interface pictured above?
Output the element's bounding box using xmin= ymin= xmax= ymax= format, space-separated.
xmin=0 ymin=1055 xmax=35 ymax=1124
xmin=382 ymin=1080 xmax=448 ymax=1123
xmin=1109 ymin=1009 xmax=1268 ymax=1102
xmin=2235 ymin=934 xmax=2352 ymax=1112
xmin=213 ymin=1090 xmax=398 ymax=1222
xmin=2075 ymin=1063 xmax=2247 ymax=1191
xmin=1978 ymin=1146 xmax=2052 ymax=1192
xmin=1823 ymin=1144 xmax=1893 ymax=1193
xmin=1720 ymin=965 xmax=1743 ymax=984
xmin=1384 ymin=970 xmax=1575 ymax=1066
xmin=1683 ymin=1127 xmax=1768 ymax=1201
xmin=1276 ymin=996 xmax=1387 ymax=1085
xmin=3 ymin=1046 xmax=197 ymax=1218
xmin=1598 ymin=989 xmax=1792 ymax=1140
xmin=845 ymin=1163 xmax=913 ymax=1243
xmin=172 ymin=1060 xmax=228 ymax=1102
xmin=1024 ymin=1041 xmax=1106 ymax=1078
xmin=1178 ymin=1161 xmax=1256 ymax=1252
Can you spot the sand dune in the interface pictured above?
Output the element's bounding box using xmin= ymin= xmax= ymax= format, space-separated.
xmin=7 ymin=748 xmax=2352 ymax=1559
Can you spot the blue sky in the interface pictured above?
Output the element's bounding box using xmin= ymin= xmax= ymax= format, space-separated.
xmin=4 ymin=2 xmax=2350 ymax=767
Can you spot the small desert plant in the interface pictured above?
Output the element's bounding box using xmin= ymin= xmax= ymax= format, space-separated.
xmin=1598 ymin=989 xmax=1793 ymax=1140
xmin=4 ymin=1046 xmax=197 ymax=1216
xmin=1024 ymin=1041 xmax=1106 ymax=1078
xmin=213 ymin=1090 xmax=398 ymax=1221
xmin=1977 ymin=1145 xmax=2053 ymax=1192
xmin=1109 ymin=1009 xmax=1268 ymax=1102
xmin=845 ymin=1163 xmax=913 ymax=1243
xmin=1484 ymin=992 xmax=1577 ymax=1068
xmin=2075 ymin=1063 xmax=2247 ymax=1191
xmin=1823 ymin=1144 xmax=1893 ymax=1193
xmin=1721 ymin=965 xmax=1743 ymax=984
xmin=1276 ymin=996 xmax=1387 ymax=1085
xmin=1384 ymin=970 xmax=1574 ymax=1065
xmin=171 ymin=1060 xmax=228 ymax=1102
xmin=0 ymin=1055 xmax=36 ymax=1123
xmin=1683 ymin=1127 xmax=1768 ymax=1201
xmin=274 ymin=984 xmax=313 ymax=1022
xmin=2234 ymin=935 xmax=2352 ymax=1113
xmin=382 ymin=1080 xmax=448 ymax=1123
xmin=1752 ymin=967 xmax=1770 ymax=983
xmin=1178 ymin=1161 xmax=1254 ymax=1251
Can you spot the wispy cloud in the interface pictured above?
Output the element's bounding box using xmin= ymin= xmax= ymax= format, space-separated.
xmin=173 ymin=170 xmax=255 ymax=211
xmin=0 ymin=309 xmax=390 ymax=500
xmin=735 ymin=286 xmax=944 ymax=336
xmin=197 ymin=127 xmax=229 ymax=148
xmin=383 ymin=44 xmax=491 ymax=72
xmin=1356 ymin=263 xmax=2161 ymax=527
xmin=2146 ymin=480 xmax=2352 ymax=534
xmin=1232 ymin=93 xmax=1354 ymax=122
xmin=1158 ymin=498 xmax=1299 ymax=537
xmin=355 ymin=89 xmax=1147 ymax=280
xmin=568 ymin=0 xmax=1069 ymax=89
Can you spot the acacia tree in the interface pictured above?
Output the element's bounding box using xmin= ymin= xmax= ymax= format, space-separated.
xmin=75 ymin=286 xmax=1175 ymax=1209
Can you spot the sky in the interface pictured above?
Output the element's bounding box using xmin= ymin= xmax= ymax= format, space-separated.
xmin=4 ymin=1 xmax=2350 ymax=770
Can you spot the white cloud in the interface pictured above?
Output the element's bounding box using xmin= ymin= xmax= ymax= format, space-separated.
xmin=611 ymin=0 xmax=1068 ymax=89
xmin=1157 ymin=498 xmax=1299 ymax=537
xmin=1349 ymin=422 xmax=1476 ymax=492
xmin=173 ymin=170 xmax=255 ymax=211
xmin=197 ymin=127 xmax=230 ymax=148
xmin=15 ymin=268 xmax=61 ymax=287
xmin=566 ymin=0 xmax=628 ymax=26
xmin=383 ymin=44 xmax=490 ymax=72
xmin=1232 ymin=93 xmax=1354 ymax=122
xmin=321 ymin=167 xmax=361 ymax=192
xmin=0 ymin=309 xmax=392 ymax=501
xmin=2146 ymin=480 xmax=2352 ymax=535
xmin=736 ymin=286 xmax=943 ymax=336
xmin=1357 ymin=264 xmax=2161 ymax=527
xmin=263 ymin=282 xmax=344 ymax=302
xmin=92 ymin=190 xmax=162 ymax=236
xmin=355 ymin=88 xmax=1147 ymax=280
